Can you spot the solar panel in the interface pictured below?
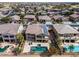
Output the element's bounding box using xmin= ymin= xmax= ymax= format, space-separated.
xmin=42 ymin=24 xmax=48 ymax=36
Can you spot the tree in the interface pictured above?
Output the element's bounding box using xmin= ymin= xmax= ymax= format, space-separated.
xmin=57 ymin=38 xmax=62 ymax=46
xmin=1 ymin=16 xmax=11 ymax=23
xmin=0 ymin=37 xmax=3 ymax=42
xmin=34 ymin=7 xmax=37 ymax=13
xmin=18 ymin=14 xmax=25 ymax=24
xmin=16 ymin=33 xmax=24 ymax=45
xmin=68 ymin=45 xmax=74 ymax=52
xmin=63 ymin=11 xmax=74 ymax=16
xmin=52 ymin=4 xmax=71 ymax=10
xmin=55 ymin=19 xmax=63 ymax=24
xmin=13 ymin=33 xmax=25 ymax=55
xmin=13 ymin=47 xmax=22 ymax=55
xmin=49 ymin=45 xmax=60 ymax=55
xmin=19 ymin=14 xmax=25 ymax=19
xmin=47 ymin=43 xmax=61 ymax=55
xmin=0 ymin=4 xmax=4 ymax=8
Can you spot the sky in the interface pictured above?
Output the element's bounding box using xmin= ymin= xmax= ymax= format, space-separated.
xmin=0 ymin=0 xmax=79 ymax=2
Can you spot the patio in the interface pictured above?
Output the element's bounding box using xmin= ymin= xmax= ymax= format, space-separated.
xmin=0 ymin=42 xmax=17 ymax=56
xmin=22 ymin=41 xmax=49 ymax=54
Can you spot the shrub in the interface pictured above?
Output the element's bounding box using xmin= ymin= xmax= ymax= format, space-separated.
xmin=1 ymin=16 xmax=11 ymax=23
xmin=13 ymin=47 xmax=22 ymax=55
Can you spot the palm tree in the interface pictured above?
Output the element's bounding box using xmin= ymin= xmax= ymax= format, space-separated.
xmin=19 ymin=14 xmax=25 ymax=24
xmin=13 ymin=33 xmax=25 ymax=55
xmin=68 ymin=45 xmax=74 ymax=53
xmin=16 ymin=33 xmax=24 ymax=45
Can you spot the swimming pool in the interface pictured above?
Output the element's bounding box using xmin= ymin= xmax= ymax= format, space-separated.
xmin=0 ymin=45 xmax=9 ymax=52
xmin=64 ymin=45 xmax=79 ymax=53
xmin=31 ymin=46 xmax=48 ymax=53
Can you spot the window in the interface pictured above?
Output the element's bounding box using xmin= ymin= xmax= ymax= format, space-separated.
xmin=71 ymin=40 xmax=75 ymax=43
xmin=28 ymin=36 xmax=35 ymax=39
xmin=3 ymin=35 xmax=8 ymax=38
xmin=11 ymin=40 xmax=15 ymax=42
xmin=27 ymin=34 xmax=35 ymax=41
xmin=37 ymin=40 xmax=41 ymax=42
xmin=37 ymin=35 xmax=42 ymax=38
xmin=65 ymin=40 xmax=69 ymax=43
xmin=10 ymin=35 xmax=14 ymax=38
xmin=5 ymin=40 xmax=9 ymax=42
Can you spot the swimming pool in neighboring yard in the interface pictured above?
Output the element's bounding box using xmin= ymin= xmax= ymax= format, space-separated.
xmin=31 ymin=46 xmax=48 ymax=53
xmin=0 ymin=45 xmax=9 ymax=52
xmin=64 ymin=45 xmax=79 ymax=53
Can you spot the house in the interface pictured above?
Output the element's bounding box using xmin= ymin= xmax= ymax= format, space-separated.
xmin=40 ymin=11 xmax=47 ymax=15
xmin=24 ymin=15 xmax=36 ymax=24
xmin=0 ymin=8 xmax=13 ymax=19
xmin=24 ymin=24 xmax=50 ymax=53
xmin=63 ymin=21 xmax=72 ymax=25
xmin=38 ymin=15 xmax=51 ymax=23
xmin=63 ymin=21 xmax=79 ymax=31
xmin=53 ymin=24 xmax=79 ymax=43
xmin=47 ymin=9 xmax=62 ymax=15
xmin=25 ymin=24 xmax=49 ymax=43
xmin=69 ymin=13 xmax=79 ymax=22
xmin=0 ymin=23 xmax=23 ymax=43
xmin=53 ymin=15 xmax=69 ymax=22
xmin=10 ymin=15 xmax=21 ymax=23
xmin=0 ymin=8 xmax=11 ymax=15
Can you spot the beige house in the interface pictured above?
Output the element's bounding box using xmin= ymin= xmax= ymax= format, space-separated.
xmin=53 ymin=15 xmax=69 ymax=22
xmin=38 ymin=15 xmax=51 ymax=23
xmin=25 ymin=24 xmax=49 ymax=43
xmin=0 ymin=23 xmax=23 ymax=43
xmin=53 ymin=24 xmax=79 ymax=43
xmin=24 ymin=15 xmax=36 ymax=24
xmin=24 ymin=24 xmax=50 ymax=53
xmin=10 ymin=15 xmax=21 ymax=23
xmin=70 ymin=13 xmax=79 ymax=21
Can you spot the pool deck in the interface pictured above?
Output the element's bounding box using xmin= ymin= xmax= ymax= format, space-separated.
xmin=61 ymin=43 xmax=79 ymax=47
xmin=0 ymin=42 xmax=16 ymax=55
xmin=23 ymin=41 xmax=49 ymax=53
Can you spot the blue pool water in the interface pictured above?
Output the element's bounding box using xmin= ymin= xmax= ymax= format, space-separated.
xmin=31 ymin=46 xmax=48 ymax=53
xmin=64 ymin=45 xmax=79 ymax=52
xmin=0 ymin=45 xmax=9 ymax=52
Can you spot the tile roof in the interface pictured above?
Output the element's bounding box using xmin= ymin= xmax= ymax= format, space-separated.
xmin=53 ymin=24 xmax=79 ymax=34
xmin=11 ymin=15 xmax=21 ymax=21
xmin=38 ymin=15 xmax=51 ymax=21
xmin=24 ymin=15 xmax=36 ymax=20
xmin=26 ymin=24 xmax=43 ymax=35
xmin=0 ymin=23 xmax=20 ymax=35
xmin=70 ymin=14 xmax=79 ymax=18
xmin=53 ymin=15 xmax=64 ymax=20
